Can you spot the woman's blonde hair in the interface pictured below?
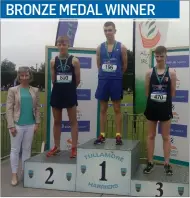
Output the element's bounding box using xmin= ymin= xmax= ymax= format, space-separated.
xmin=16 ymin=66 xmax=33 ymax=83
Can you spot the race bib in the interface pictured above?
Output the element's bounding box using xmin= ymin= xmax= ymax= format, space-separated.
xmin=102 ymin=64 xmax=117 ymax=72
xmin=150 ymin=92 xmax=167 ymax=103
xmin=56 ymin=73 xmax=72 ymax=83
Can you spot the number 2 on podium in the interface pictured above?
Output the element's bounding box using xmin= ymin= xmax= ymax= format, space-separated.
xmin=45 ymin=167 xmax=54 ymax=184
xmin=99 ymin=161 xmax=107 ymax=181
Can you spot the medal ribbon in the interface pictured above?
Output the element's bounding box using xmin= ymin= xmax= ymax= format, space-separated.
xmin=105 ymin=41 xmax=117 ymax=61
xmin=155 ymin=66 xmax=168 ymax=84
xmin=59 ymin=55 xmax=70 ymax=72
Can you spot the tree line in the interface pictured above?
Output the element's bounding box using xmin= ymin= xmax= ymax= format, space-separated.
xmin=1 ymin=50 xmax=134 ymax=91
xmin=1 ymin=59 xmax=45 ymax=88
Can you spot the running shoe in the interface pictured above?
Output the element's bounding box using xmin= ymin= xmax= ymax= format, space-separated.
xmin=164 ymin=164 xmax=173 ymax=175
xmin=116 ymin=135 xmax=122 ymax=145
xmin=143 ymin=162 xmax=154 ymax=174
xmin=70 ymin=147 xmax=77 ymax=158
xmin=94 ymin=135 xmax=105 ymax=145
xmin=46 ymin=146 xmax=60 ymax=157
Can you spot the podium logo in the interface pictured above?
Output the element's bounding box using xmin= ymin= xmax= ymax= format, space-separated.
xmin=178 ymin=187 xmax=184 ymax=196
xmin=121 ymin=168 xmax=127 ymax=176
xmin=139 ymin=21 xmax=161 ymax=48
xmin=66 ymin=172 xmax=72 ymax=181
xmin=81 ymin=165 xmax=86 ymax=174
xmin=135 ymin=183 xmax=141 ymax=192
xmin=28 ymin=170 xmax=34 ymax=178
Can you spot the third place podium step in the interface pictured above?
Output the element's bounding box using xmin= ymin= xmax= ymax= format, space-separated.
xmin=76 ymin=138 xmax=140 ymax=195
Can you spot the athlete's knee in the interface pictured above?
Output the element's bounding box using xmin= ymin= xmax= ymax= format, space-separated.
xmin=114 ymin=106 xmax=121 ymax=114
xmin=162 ymin=134 xmax=170 ymax=142
xmin=113 ymin=102 xmax=121 ymax=114
xmin=70 ymin=117 xmax=78 ymax=127
xmin=148 ymin=133 xmax=156 ymax=140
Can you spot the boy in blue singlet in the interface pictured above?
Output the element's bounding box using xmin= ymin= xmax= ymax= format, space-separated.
xmin=94 ymin=21 xmax=128 ymax=145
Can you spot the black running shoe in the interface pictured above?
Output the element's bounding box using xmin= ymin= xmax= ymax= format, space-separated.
xmin=94 ymin=135 xmax=105 ymax=145
xmin=164 ymin=164 xmax=173 ymax=175
xmin=143 ymin=162 xmax=154 ymax=174
xmin=116 ymin=135 xmax=122 ymax=145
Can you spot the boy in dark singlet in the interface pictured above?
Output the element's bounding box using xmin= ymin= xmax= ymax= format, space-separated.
xmin=47 ymin=36 xmax=80 ymax=158
xmin=144 ymin=46 xmax=176 ymax=175
xmin=94 ymin=21 xmax=128 ymax=145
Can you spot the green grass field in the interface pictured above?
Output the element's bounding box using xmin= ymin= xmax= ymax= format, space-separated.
xmin=1 ymin=91 xmax=147 ymax=159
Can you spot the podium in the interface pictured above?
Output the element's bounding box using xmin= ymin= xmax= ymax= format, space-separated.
xmin=24 ymin=138 xmax=189 ymax=196
xmin=76 ymin=138 xmax=140 ymax=195
xmin=24 ymin=151 xmax=76 ymax=191
xmin=131 ymin=164 xmax=189 ymax=197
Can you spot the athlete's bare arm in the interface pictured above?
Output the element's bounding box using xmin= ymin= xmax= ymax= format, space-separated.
xmin=50 ymin=58 xmax=55 ymax=84
xmin=73 ymin=57 xmax=81 ymax=87
xmin=96 ymin=45 xmax=101 ymax=69
xmin=121 ymin=44 xmax=128 ymax=73
xmin=169 ymin=68 xmax=177 ymax=97
xmin=145 ymin=69 xmax=152 ymax=97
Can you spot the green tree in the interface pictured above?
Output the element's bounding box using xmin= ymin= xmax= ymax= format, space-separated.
xmin=38 ymin=62 xmax=45 ymax=73
xmin=1 ymin=59 xmax=16 ymax=71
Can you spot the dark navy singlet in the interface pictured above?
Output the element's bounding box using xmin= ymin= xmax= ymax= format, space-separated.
xmin=144 ymin=66 xmax=173 ymax=121
xmin=54 ymin=55 xmax=76 ymax=86
xmin=50 ymin=55 xmax=77 ymax=109
xmin=98 ymin=41 xmax=123 ymax=80
xmin=147 ymin=66 xmax=172 ymax=109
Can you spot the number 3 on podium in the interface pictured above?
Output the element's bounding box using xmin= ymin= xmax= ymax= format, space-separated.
xmin=156 ymin=182 xmax=163 ymax=197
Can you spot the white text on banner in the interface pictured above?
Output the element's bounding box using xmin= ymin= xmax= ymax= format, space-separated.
xmin=1 ymin=0 xmax=180 ymax=19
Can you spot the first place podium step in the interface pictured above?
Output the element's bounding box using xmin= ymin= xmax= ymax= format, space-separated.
xmin=76 ymin=138 xmax=140 ymax=196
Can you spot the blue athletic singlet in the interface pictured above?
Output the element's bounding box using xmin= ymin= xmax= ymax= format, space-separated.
xmin=50 ymin=55 xmax=78 ymax=109
xmin=98 ymin=41 xmax=122 ymax=80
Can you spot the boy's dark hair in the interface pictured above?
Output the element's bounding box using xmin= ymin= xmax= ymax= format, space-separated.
xmin=104 ymin=21 xmax=116 ymax=29
xmin=155 ymin=46 xmax=167 ymax=54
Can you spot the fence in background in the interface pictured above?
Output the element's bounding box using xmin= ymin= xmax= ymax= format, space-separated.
xmin=1 ymin=112 xmax=147 ymax=160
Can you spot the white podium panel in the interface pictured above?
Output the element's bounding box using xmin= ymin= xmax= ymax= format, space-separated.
xmin=24 ymin=151 xmax=76 ymax=191
xmin=76 ymin=138 xmax=140 ymax=195
xmin=131 ymin=164 xmax=189 ymax=197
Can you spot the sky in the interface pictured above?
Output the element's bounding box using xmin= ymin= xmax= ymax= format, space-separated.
xmin=1 ymin=1 xmax=189 ymax=68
